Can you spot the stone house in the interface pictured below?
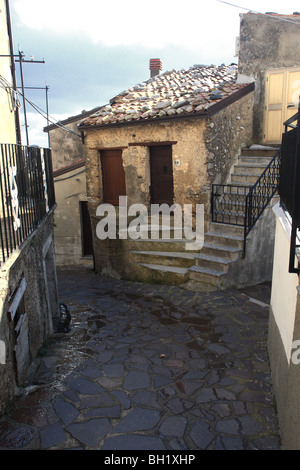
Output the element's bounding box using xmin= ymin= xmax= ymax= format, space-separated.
xmin=78 ymin=61 xmax=270 ymax=289
xmin=0 ymin=0 xmax=58 ymax=415
xmin=77 ymin=12 xmax=300 ymax=292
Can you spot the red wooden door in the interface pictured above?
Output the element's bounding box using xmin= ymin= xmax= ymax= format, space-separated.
xmin=150 ymin=145 xmax=174 ymax=205
xmin=100 ymin=149 xmax=126 ymax=205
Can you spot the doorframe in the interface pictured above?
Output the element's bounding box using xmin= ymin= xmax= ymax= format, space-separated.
xmin=149 ymin=143 xmax=175 ymax=205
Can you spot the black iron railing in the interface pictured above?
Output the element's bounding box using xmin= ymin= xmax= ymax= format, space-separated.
xmin=211 ymin=149 xmax=281 ymax=256
xmin=244 ymin=148 xmax=281 ymax=253
xmin=279 ymin=104 xmax=300 ymax=274
xmin=0 ymin=143 xmax=55 ymax=265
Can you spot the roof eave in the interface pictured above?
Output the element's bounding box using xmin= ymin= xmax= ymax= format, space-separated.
xmin=79 ymin=82 xmax=255 ymax=132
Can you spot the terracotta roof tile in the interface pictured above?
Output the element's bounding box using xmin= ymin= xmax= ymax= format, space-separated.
xmin=79 ymin=64 xmax=250 ymax=128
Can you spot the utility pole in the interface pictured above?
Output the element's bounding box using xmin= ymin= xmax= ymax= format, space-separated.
xmin=15 ymin=51 xmax=45 ymax=147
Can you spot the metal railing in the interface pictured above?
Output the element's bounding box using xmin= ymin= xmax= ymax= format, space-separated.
xmin=279 ymin=104 xmax=300 ymax=274
xmin=0 ymin=143 xmax=55 ymax=265
xmin=211 ymin=148 xmax=281 ymax=256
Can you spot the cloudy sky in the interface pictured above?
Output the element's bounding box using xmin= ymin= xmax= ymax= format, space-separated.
xmin=8 ymin=0 xmax=300 ymax=146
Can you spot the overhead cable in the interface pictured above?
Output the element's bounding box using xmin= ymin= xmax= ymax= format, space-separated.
xmin=216 ymin=0 xmax=300 ymax=25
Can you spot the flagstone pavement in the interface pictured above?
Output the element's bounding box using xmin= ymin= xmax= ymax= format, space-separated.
xmin=0 ymin=266 xmax=281 ymax=450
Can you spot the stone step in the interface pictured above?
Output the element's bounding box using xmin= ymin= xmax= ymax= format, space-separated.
xmin=195 ymin=253 xmax=234 ymax=272
xmin=124 ymin=238 xmax=202 ymax=252
xmin=139 ymin=263 xmax=189 ymax=283
xmin=208 ymin=222 xmax=244 ymax=236
xmin=205 ymin=231 xmax=244 ymax=249
xmin=238 ymin=156 xmax=273 ymax=166
xmin=230 ymin=172 xmax=264 ymax=184
xmin=200 ymin=241 xmax=242 ymax=260
xmin=240 ymin=147 xmax=278 ymax=157
xmin=131 ymin=250 xmax=197 ymax=268
xmin=233 ymin=163 xmax=268 ymax=175
xmin=188 ymin=265 xmax=224 ymax=287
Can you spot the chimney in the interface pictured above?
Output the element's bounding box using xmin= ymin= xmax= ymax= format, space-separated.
xmin=149 ymin=58 xmax=162 ymax=78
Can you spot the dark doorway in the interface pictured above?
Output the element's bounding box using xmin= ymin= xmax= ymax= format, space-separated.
xmin=80 ymin=201 xmax=94 ymax=257
xmin=150 ymin=145 xmax=174 ymax=205
xmin=100 ymin=149 xmax=126 ymax=205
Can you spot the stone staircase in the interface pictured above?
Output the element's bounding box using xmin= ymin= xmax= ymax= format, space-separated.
xmin=128 ymin=146 xmax=279 ymax=291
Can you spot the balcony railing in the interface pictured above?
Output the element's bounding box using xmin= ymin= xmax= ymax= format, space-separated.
xmin=279 ymin=103 xmax=300 ymax=274
xmin=0 ymin=143 xmax=55 ymax=265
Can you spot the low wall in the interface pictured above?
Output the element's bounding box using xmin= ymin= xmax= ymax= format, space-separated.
xmin=0 ymin=212 xmax=59 ymax=415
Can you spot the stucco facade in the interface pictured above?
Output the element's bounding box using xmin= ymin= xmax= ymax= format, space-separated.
xmin=268 ymin=204 xmax=300 ymax=449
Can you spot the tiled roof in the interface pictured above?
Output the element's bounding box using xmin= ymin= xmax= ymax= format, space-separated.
xmin=79 ymin=64 xmax=252 ymax=128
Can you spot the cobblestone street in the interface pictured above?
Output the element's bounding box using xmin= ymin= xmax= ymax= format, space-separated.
xmin=0 ymin=266 xmax=281 ymax=450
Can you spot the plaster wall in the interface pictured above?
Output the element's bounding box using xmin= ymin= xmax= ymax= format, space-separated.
xmin=53 ymin=166 xmax=91 ymax=265
xmin=48 ymin=121 xmax=85 ymax=171
xmin=268 ymin=203 xmax=300 ymax=449
xmin=0 ymin=0 xmax=17 ymax=144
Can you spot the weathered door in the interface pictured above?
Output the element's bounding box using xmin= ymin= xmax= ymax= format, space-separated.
xmin=80 ymin=201 xmax=94 ymax=256
xmin=264 ymin=68 xmax=300 ymax=144
xmin=150 ymin=145 xmax=174 ymax=205
xmin=100 ymin=149 xmax=126 ymax=205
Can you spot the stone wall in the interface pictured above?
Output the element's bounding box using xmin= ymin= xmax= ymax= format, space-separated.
xmin=0 ymin=212 xmax=59 ymax=415
xmin=238 ymin=12 xmax=300 ymax=143
xmin=48 ymin=121 xmax=85 ymax=171
xmin=204 ymin=91 xmax=254 ymax=185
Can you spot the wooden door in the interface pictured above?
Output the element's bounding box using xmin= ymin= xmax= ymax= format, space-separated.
xmin=80 ymin=201 xmax=94 ymax=256
xmin=150 ymin=145 xmax=174 ymax=205
xmin=100 ymin=149 xmax=126 ymax=205
xmin=264 ymin=68 xmax=300 ymax=144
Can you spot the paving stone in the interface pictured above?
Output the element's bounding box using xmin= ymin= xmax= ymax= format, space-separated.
xmin=40 ymin=422 xmax=66 ymax=449
xmin=132 ymin=390 xmax=160 ymax=408
xmin=84 ymin=405 xmax=121 ymax=419
xmin=123 ymin=371 xmax=150 ymax=390
xmin=159 ymin=416 xmax=187 ymax=437
xmin=215 ymin=418 xmax=240 ymax=435
xmin=102 ymin=363 xmax=124 ymax=377
xmin=238 ymin=415 xmax=265 ymax=436
xmin=53 ymin=397 xmax=80 ymax=426
xmin=111 ymin=391 xmax=131 ymax=409
xmin=69 ymin=377 xmax=104 ymax=395
xmin=113 ymin=407 xmax=160 ymax=433
xmin=67 ymin=418 xmax=111 ymax=447
xmin=102 ymin=434 xmax=165 ymax=450
xmin=190 ymin=420 xmax=214 ymax=449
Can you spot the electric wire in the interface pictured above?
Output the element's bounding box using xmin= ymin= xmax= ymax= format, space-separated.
xmin=216 ymin=0 xmax=300 ymax=25
xmin=0 ymin=74 xmax=82 ymax=139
